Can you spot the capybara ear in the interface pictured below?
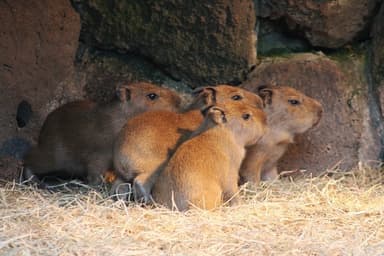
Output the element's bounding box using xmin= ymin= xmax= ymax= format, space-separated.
xmin=192 ymin=86 xmax=217 ymax=106
xmin=208 ymin=106 xmax=227 ymax=124
xmin=257 ymin=85 xmax=273 ymax=106
xmin=116 ymin=85 xmax=131 ymax=102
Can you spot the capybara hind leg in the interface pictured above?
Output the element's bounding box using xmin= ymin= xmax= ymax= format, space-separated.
xmin=133 ymin=172 xmax=155 ymax=203
xmin=21 ymin=167 xmax=36 ymax=182
xmin=23 ymin=148 xmax=52 ymax=174
xmin=22 ymin=147 xmax=55 ymax=187
xmin=20 ymin=167 xmax=47 ymax=188
xmin=239 ymin=153 xmax=264 ymax=186
xmin=261 ymin=167 xmax=279 ymax=181
xmin=223 ymin=183 xmax=240 ymax=206
xmin=239 ymin=167 xmax=262 ymax=186
xmin=86 ymin=172 xmax=103 ymax=186
xmin=189 ymin=183 xmax=222 ymax=210
xmin=86 ymin=156 xmax=110 ymax=186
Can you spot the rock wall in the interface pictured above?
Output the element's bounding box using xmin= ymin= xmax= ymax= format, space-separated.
xmin=255 ymin=0 xmax=381 ymax=48
xmin=0 ymin=0 xmax=383 ymax=180
xmin=72 ymin=0 xmax=257 ymax=87
xmin=0 ymin=0 xmax=81 ymax=179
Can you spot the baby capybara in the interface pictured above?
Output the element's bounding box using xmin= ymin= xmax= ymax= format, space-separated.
xmin=152 ymin=102 xmax=267 ymax=211
xmin=23 ymin=82 xmax=182 ymax=186
xmin=239 ymin=85 xmax=323 ymax=185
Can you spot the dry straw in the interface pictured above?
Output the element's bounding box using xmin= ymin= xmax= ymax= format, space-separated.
xmin=0 ymin=168 xmax=383 ymax=255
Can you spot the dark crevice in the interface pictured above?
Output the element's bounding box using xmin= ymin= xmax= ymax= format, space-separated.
xmin=365 ymin=42 xmax=384 ymax=161
xmin=75 ymin=40 xmax=185 ymax=84
xmin=16 ymin=100 xmax=32 ymax=128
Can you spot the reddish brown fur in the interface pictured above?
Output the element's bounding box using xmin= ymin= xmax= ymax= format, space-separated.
xmin=111 ymin=85 xmax=264 ymax=201
xmin=23 ymin=82 xmax=182 ymax=186
xmin=151 ymin=102 xmax=267 ymax=211
xmin=239 ymin=85 xmax=323 ymax=185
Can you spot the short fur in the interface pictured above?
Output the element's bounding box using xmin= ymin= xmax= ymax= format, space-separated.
xmin=111 ymin=85 xmax=264 ymax=202
xmin=151 ymin=102 xmax=267 ymax=211
xmin=23 ymin=82 xmax=182 ymax=186
xmin=239 ymin=85 xmax=323 ymax=185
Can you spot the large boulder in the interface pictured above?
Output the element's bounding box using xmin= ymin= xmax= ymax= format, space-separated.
xmin=72 ymin=0 xmax=257 ymax=86
xmin=255 ymin=0 xmax=381 ymax=48
xmin=0 ymin=0 xmax=81 ymax=178
xmin=242 ymin=53 xmax=381 ymax=173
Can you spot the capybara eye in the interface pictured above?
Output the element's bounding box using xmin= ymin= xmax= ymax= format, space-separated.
xmin=288 ymin=99 xmax=300 ymax=105
xmin=242 ymin=113 xmax=251 ymax=120
xmin=231 ymin=95 xmax=243 ymax=101
xmin=147 ymin=93 xmax=159 ymax=100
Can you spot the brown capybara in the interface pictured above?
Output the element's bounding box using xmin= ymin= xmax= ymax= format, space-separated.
xmin=23 ymin=82 xmax=182 ymax=186
xmin=111 ymin=85 xmax=264 ymax=202
xmin=151 ymin=102 xmax=267 ymax=211
xmin=239 ymin=85 xmax=323 ymax=185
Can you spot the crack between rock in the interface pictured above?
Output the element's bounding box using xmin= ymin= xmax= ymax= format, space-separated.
xmin=75 ymin=40 xmax=189 ymax=84
xmin=365 ymin=42 xmax=384 ymax=161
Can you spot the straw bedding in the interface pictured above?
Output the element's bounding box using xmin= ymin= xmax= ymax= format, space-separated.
xmin=0 ymin=169 xmax=383 ymax=255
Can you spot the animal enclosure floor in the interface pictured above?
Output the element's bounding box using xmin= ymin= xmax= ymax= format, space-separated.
xmin=0 ymin=169 xmax=383 ymax=255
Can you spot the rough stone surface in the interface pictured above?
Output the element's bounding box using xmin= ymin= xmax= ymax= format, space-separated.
xmin=73 ymin=0 xmax=257 ymax=87
xmin=0 ymin=0 xmax=81 ymax=178
xmin=255 ymin=0 xmax=381 ymax=48
xmin=242 ymin=53 xmax=381 ymax=173
xmin=0 ymin=157 xmax=23 ymax=181
xmin=76 ymin=46 xmax=192 ymax=104
xmin=257 ymin=18 xmax=310 ymax=56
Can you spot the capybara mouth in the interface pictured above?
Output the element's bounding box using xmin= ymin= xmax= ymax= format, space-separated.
xmin=312 ymin=116 xmax=321 ymax=128
xmin=311 ymin=107 xmax=323 ymax=128
xmin=311 ymin=111 xmax=323 ymax=128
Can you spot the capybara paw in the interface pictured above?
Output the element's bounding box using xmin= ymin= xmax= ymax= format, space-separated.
xmin=133 ymin=180 xmax=151 ymax=203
